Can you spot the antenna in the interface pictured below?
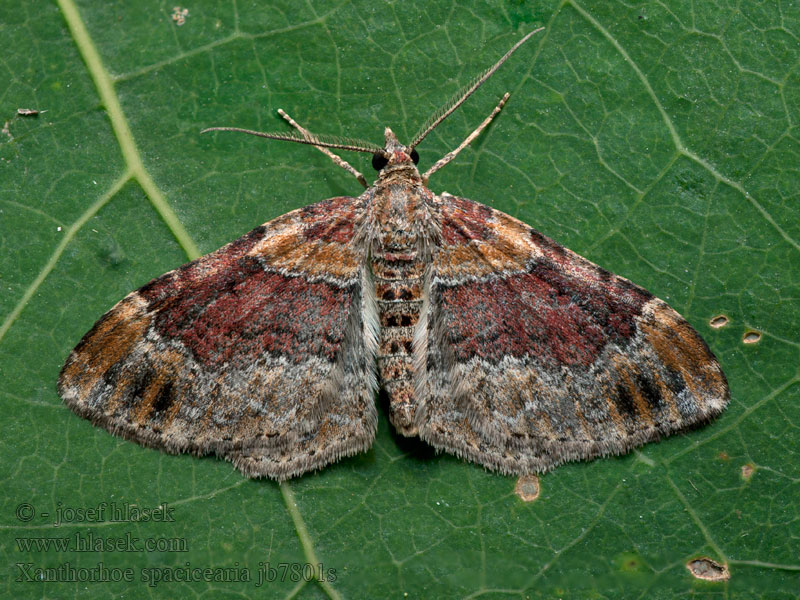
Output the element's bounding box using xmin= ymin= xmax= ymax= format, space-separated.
xmin=408 ymin=27 xmax=544 ymax=150
xmin=201 ymin=126 xmax=384 ymax=155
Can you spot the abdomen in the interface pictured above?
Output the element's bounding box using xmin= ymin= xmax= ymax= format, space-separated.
xmin=372 ymin=251 xmax=424 ymax=435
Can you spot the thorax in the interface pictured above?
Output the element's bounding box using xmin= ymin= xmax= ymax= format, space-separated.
xmin=365 ymin=174 xmax=439 ymax=259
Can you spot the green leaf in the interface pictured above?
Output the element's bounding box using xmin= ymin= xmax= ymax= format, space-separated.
xmin=2 ymin=0 xmax=798 ymax=597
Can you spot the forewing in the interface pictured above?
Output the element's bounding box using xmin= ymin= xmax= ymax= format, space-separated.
xmin=417 ymin=194 xmax=729 ymax=474
xmin=59 ymin=196 xmax=378 ymax=480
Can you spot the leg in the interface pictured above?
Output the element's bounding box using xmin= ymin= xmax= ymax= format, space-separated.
xmin=422 ymin=93 xmax=510 ymax=184
xmin=278 ymin=109 xmax=368 ymax=188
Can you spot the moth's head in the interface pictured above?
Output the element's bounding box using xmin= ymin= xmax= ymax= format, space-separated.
xmin=370 ymin=128 xmax=420 ymax=176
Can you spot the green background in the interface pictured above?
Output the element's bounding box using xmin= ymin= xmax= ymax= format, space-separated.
xmin=1 ymin=0 xmax=798 ymax=598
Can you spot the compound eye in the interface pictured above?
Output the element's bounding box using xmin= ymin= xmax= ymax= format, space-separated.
xmin=410 ymin=148 xmax=420 ymax=165
xmin=372 ymin=153 xmax=389 ymax=171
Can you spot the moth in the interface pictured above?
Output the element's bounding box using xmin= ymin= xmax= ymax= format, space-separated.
xmin=59 ymin=29 xmax=729 ymax=480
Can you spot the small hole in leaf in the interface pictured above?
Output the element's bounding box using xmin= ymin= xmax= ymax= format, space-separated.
xmin=686 ymin=557 xmax=730 ymax=581
xmin=742 ymin=330 xmax=761 ymax=344
xmin=514 ymin=474 xmax=540 ymax=502
xmin=709 ymin=315 xmax=729 ymax=329
xmin=741 ymin=463 xmax=755 ymax=481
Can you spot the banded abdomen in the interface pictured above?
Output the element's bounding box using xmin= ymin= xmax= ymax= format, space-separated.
xmin=372 ymin=249 xmax=424 ymax=435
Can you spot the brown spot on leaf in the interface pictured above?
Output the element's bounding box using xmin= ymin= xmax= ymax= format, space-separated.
xmin=742 ymin=330 xmax=761 ymax=344
xmin=171 ymin=6 xmax=188 ymax=25
xmin=686 ymin=557 xmax=730 ymax=581
xmin=709 ymin=315 xmax=729 ymax=329
xmin=741 ymin=463 xmax=755 ymax=480
xmin=717 ymin=451 xmax=730 ymax=461
xmin=615 ymin=551 xmax=645 ymax=573
xmin=514 ymin=474 xmax=540 ymax=502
